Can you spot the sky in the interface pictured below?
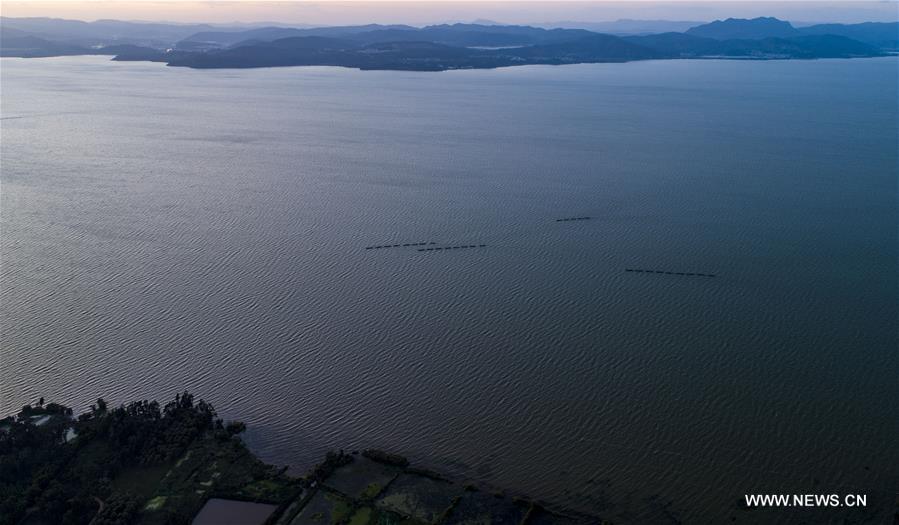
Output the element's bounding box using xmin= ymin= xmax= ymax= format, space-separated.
xmin=1 ymin=1 xmax=897 ymax=25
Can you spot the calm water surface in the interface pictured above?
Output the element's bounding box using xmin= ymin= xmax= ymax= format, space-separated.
xmin=1 ymin=56 xmax=897 ymax=523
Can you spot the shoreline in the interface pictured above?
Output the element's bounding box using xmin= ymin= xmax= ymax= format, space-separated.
xmin=0 ymin=394 xmax=604 ymax=525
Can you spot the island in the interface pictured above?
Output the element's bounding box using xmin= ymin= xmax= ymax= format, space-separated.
xmin=0 ymin=393 xmax=604 ymax=525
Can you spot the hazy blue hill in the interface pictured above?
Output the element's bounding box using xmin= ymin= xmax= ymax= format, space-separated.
xmin=2 ymin=15 xmax=887 ymax=68
xmin=355 ymin=41 xmax=497 ymax=70
xmin=163 ymin=31 xmax=664 ymax=70
xmin=360 ymin=40 xmax=477 ymax=58
xmin=539 ymin=19 xmax=703 ymax=35
xmin=168 ymin=37 xmax=496 ymax=70
xmin=346 ymin=25 xmax=595 ymax=47
xmin=177 ymin=24 xmax=416 ymax=49
xmin=350 ymin=27 xmax=531 ymax=47
xmin=626 ymin=31 xmax=883 ymax=58
xmin=249 ymin=36 xmax=355 ymax=51
xmin=798 ymin=22 xmax=899 ymax=49
xmin=177 ymin=27 xmax=310 ymax=49
xmin=0 ymin=30 xmax=91 ymax=57
xmin=511 ymin=33 xmax=661 ymax=62
xmin=159 ymin=29 xmax=883 ymax=70
xmin=285 ymin=24 xmax=417 ymax=37
xmin=226 ymin=38 xmax=267 ymax=49
xmin=343 ymin=28 xmax=430 ymax=44
xmin=348 ymin=29 xmax=533 ymax=47
xmin=167 ymin=36 xmax=358 ymax=68
xmin=775 ymin=34 xmax=884 ymax=57
xmin=6 ymin=15 xmax=896 ymax=58
xmin=415 ymin=23 xmax=596 ymax=45
xmin=713 ymin=34 xmax=881 ymax=58
xmin=0 ymin=26 xmax=31 ymax=39
xmin=686 ymin=17 xmax=801 ymax=40
xmin=0 ymin=16 xmax=221 ymax=46
xmin=623 ymin=32 xmax=722 ymax=57
xmin=178 ymin=23 xmax=598 ymax=50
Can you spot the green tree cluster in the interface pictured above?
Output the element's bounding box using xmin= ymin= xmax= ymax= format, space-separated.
xmin=0 ymin=392 xmax=226 ymax=525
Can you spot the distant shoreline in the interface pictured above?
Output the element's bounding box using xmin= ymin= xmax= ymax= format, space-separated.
xmin=2 ymin=51 xmax=896 ymax=74
xmin=3 ymin=17 xmax=895 ymax=72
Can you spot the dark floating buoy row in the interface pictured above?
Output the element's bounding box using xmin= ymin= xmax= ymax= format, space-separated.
xmin=625 ymin=269 xmax=716 ymax=278
xmin=556 ymin=216 xmax=591 ymax=222
xmin=365 ymin=242 xmax=435 ymax=250
xmin=418 ymin=245 xmax=486 ymax=252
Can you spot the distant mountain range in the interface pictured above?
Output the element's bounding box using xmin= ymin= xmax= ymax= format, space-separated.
xmin=537 ymin=19 xmax=704 ymax=35
xmin=2 ymin=16 xmax=895 ymax=70
xmin=686 ymin=16 xmax=800 ymax=39
xmin=686 ymin=16 xmax=899 ymax=48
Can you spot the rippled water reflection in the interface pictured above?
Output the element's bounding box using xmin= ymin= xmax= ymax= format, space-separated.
xmin=2 ymin=56 xmax=897 ymax=523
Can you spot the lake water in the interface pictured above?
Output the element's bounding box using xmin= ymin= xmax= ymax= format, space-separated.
xmin=1 ymin=56 xmax=896 ymax=523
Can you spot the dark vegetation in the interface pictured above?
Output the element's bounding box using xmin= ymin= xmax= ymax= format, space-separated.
xmin=0 ymin=393 xmax=297 ymax=525
xmin=1 ymin=393 xmax=602 ymax=524
xmin=361 ymin=449 xmax=409 ymax=468
xmin=2 ymin=17 xmax=894 ymax=69
xmin=309 ymin=450 xmax=355 ymax=483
